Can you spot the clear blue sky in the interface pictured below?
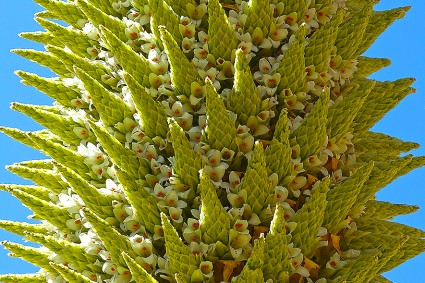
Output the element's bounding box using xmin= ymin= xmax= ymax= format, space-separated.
xmin=0 ymin=0 xmax=424 ymax=281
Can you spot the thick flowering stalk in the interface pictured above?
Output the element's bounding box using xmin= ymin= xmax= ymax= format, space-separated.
xmin=1 ymin=0 xmax=424 ymax=282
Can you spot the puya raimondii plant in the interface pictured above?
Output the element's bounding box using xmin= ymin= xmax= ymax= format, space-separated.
xmin=0 ymin=0 xmax=424 ymax=282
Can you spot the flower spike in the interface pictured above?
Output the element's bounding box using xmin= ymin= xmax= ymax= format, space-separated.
xmin=355 ymin=56 xmax=392 ymax=77
xmin=50 ymin=262 xmax=97 ymax=283
xmin=229 ymin=49 xmax=261 ymax=125
xmin=169 ymin=119 xmax=202 ymax=193
xmin=76 ymin=0 xmax=128 ymax=42
xmin=304 ymin=10 xmax=344 ymax=73
xmin=1 ymin=241 xmax=57 ymax=276
xmin=121 ymin=252 xmax=159 ymax=283
xmin=205 ymin=79 xmax=238 ymax=152
xmin=161 ymin=213 xmax=200 ymax=282
xmin=123 ymin=72 xmax=168 ymax=138
xmin=100 ymin=26 xmax=151 ymax=88
xmin=263 ymin=203 xmax=292 ymax=282
xmin=277 ymin=24 xmax=307 ymax=96
xmin=290 ymin=88 xmax=330 ymax=160
xmin=323 ymin=161 xmax=374 ymax=233
xmin=207 ymin=0 xmax=239 ymax=61
xmin=199 ymin=172 xmax=232 ymax=245
xmin=0 ymin=274 xmax=47 ymax=283
xmin=35 ymin=17 xmax=93 ymax=57
xmin=355 ymin=6 xmax=410 ymax=56
xmin=149 ymin=0 xmax=182 ymax=48
xmin=82 ymin=207 xmax=137 ymax=267
xmin=291 ymin=177 xmax=329 ymax=257
xmin=12 ymin=49 xmax=69 ymax=76
xmin=33 ymin=0 xmax=86 ymax=28
xmin=239 ymin=142 xmax=273 ymax=217
xmin=15 ymin=71 xmax=80 ymax=107
xmin=159 ymin=27 xmax=202 ymax=97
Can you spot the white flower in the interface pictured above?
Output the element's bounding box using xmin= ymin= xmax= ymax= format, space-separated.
xmin=82 ymin=22 xmax=100 ymax=40
xmin=326 ymin=252 xmax=347 ymax=270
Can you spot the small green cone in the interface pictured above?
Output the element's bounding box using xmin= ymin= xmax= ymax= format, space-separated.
xmin=12 ymin=49 xmax=69 ymax=76
xmin=277 ymin=25 xmax=307 ymax=97
xmin=199 ymin=172 xmax=232 ymax=245
xmin=327 ymin=80 xmax=375 ymax=142
xmin=33 ymin=0 xmax=86 ymax=28
xmin=6 ymin=162 xmax=68 ymax=194
xmin=0 ymin=274 xmax=47 ymax=283
xmin=239 ymin=142 xmax=273 ymax=217
xmin=149 ymin=0 xmax=182 ymax=49
xmin=161 ymin=213 xmax=200 ymax=282
xmin=290 ymin=88 xmax=330 ymax=160
xmin=363 ymin=200 xmax=419 ymax=220
xmin=35 ymin=17 xmax=93 ymax=58
xmin=0 ymin=220 xmax=48 ymax=237
xmin=15 ymin=71 xmax=80 ymax=107
xmin=205 ymin=80 xmax=238 ymax=152
xmin=7 ymin=188 xmax=71 ymax=231
xmin=335 ymin=4 xmax=373 ymax=59
xmin=76 ymin=0 xmax=128 ymax=42
xmin=50 ymin=262 xmax=97 ymax=283
xmin=88 ymin=121 xmax=151 ymax=179
xmin=304 ymin=10 xmax=344 ymax=73
xmin=265 ymin=111 xmax=292 ymax=184
xmin=207 ymin=0 xmax=239 ymax=62
xmin=122 ymin=252 xmax=159 ymax=283
xmin=355 ymin=56 xmax=392 ymax=77
xmin=291 ymin=177 xmax=329 ymax=257
xmin=100 ymin=27 xmax=151 ymax=88
xmin=46 ymin=45 xmax=112 ymax=84
xmin=54 ymin=162 xmax=115 ymax=217
xmin=115 ymin=168 xmax=161 ymax=234
xmin=11 ymin=102 xmax=82 ymax=146
xmin=82 ymin=207 xmax=137 ymax=267
xmin=263 ymin=203 xmax=292 ymax=282
xmin=26 ymin=232 xmax=99 ymax=273
xmin=169 ymin=119 xmax=202 ymax=194
xmin=243 ymin=0 xmax=273 ymax=35
xmin=323 ymin=161 xmax=374 ymax=233
xmin=232 ymin=236 xmax=265 ymax=283
xmin=124 ymin=72 xmax=168 ymax=138
xmin=74 ymin=67 xmax=133 ymax=127
xmin=351 ymin=156 xmax=413 ymax=214
xmin=1 ymin=241 xmax=58 ymax=276
xmin=229 ymin=49 xmax=261 ymax=125
xmin=159 ymin=27 xmax=202 ymax=97
xmin=19 ymin=31 xmax=61 ymax=47
xmin=355 ymin=7 xmax=410 ymax=56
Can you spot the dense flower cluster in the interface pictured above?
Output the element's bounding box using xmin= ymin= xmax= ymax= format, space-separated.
xmin=0 ymin=0 xmax=424 ymax=283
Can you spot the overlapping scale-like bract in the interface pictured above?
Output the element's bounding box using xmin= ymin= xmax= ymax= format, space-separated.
xmin=1 ymin=0 xmax=424 ymax=282
xmin=290 ymin=177 xmax=329 ymax=257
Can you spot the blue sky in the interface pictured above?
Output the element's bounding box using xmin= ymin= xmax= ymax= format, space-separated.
xmin=0 ymin=0 xmax=424 ymax=281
